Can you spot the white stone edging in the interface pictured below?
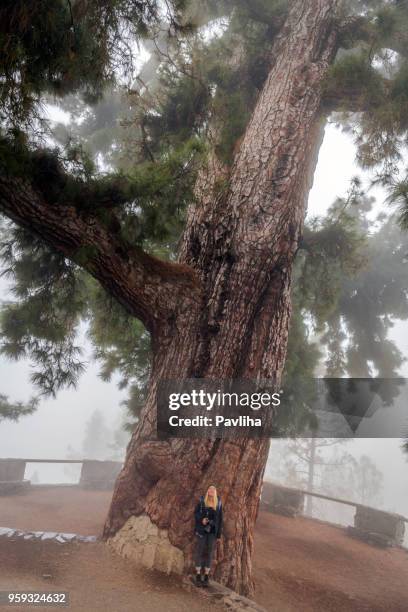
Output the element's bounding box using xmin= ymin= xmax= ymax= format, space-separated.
xmin=0 ymin=526 xmax=98 ymax=544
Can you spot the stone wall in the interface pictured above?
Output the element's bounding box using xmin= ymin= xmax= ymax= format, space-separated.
xmin=79 ymin=460 xmax=122 ymax=490
xmin=0 ymin=459 xmax=28 ymax=494
xmin=0 ymin=459 xmax=26 ymax=482
xmin=0 ymin=480 xmax=31 ymax=495
xmin=348 ymin=506 xmax=406 ymax=547
xmin=107 ymin=514 xmax=184 ymax=575
xmin=260 ymin=482 xmax=305 ymax=517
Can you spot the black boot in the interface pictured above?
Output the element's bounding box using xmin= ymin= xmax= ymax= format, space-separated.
xmin=202 ymin=574 xmax=209 ymax=588
xmin=195 ymin=573 xmax=202 ymax=587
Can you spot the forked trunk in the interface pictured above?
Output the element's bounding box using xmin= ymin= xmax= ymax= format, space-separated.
xmin=104 ymin=0 xmax=340 ymax=595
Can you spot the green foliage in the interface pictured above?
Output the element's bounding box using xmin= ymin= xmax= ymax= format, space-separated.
xmin=278 ymin=308 xmax=321 ymax=437
xmin=0 ymin=0 xmax=189 ymax=128
xmin=0 ymin=223 xmax=88 ymax=396
xmin=87 ymin=281 xmax=151 ymax=425
xmin=137 ymin=69 xmax=211 ymax=155
xmin=388 ymin=177 xmax=408 ymax=229
xmin=0 ymin=132 xmax=204 ymax=252
xmin=2 ymin=0 xmax=408 ymax=428
xmin=125 ymin=3 xmax=285 ymax=166
xmin=320 ymin=0 xmax=408 ymax=210
xmin=323 ymin=51 xmax=386 ymax=112
xmin=2 ymin=176 xmax=406 ymax=427
xmin=296 ymin=182 xmax=369 ymax=326
xmin=280 ymin=184 xmax=369 ymax=435
xmin=0 ymin=394 xmax=38 ymax=423
xmin=292 ymin=181 xmax=408 ymax=380
xmin=280 ymin=186 xmax=408 ymax=435
xmin=115 ymin=138 xmax=205 ymax=247
xmin=0 ymin=219 xmax=151 ymax=417
xmin=324 ymin=215 xmax=408 ymax=378
xmin=54 ymin=88 xmax=135 ymax=171
xmin=87 ymin=279 xmax=151 ymax=422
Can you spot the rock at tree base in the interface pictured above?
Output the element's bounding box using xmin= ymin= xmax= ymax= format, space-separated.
xmin=185 ymin=576 xmax=267 ymax=611
xmin=107 ymin=514 xmax=184 ymax=575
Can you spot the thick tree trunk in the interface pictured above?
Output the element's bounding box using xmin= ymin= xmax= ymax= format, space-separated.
xmin=103 ymin=0 xmax=341 ymax=596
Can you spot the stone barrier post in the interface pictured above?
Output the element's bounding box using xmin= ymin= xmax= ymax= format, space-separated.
xmin=0 ymin=459 xmax=26 ymax=482
xmin=348 ymin=506 xmax=405 ymax=547
xmin=79 ymin=460 xmax=123 ymax=490
xmin=260 ymin=482 xmax=305 ymax=518
xmin=0 ymin=459 xmax=29 ymax=494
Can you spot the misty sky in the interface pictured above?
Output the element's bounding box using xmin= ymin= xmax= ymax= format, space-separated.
xmin=0 ymin=120 xmax=407 ymax=517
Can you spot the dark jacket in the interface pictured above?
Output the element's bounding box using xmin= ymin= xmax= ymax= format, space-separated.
xmin=194 ymin=495 xmax=223 ymax=539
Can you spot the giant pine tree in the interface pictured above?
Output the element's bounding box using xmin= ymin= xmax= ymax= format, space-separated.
xmin=1 ymin=0 xmax=408 ymax=595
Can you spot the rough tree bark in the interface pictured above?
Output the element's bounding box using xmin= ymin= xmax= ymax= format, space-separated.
xmin=103 ymin=0 xmax=341 ymax=595
xmin=0 ymin=0 xmax=342 ymax=596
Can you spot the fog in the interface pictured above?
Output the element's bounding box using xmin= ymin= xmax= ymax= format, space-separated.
xmin=0 ymin=123 xmax=407 ymax=531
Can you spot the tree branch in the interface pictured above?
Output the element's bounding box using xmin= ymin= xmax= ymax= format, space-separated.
xmin=0 ymin=176 xmax=201 ymax=335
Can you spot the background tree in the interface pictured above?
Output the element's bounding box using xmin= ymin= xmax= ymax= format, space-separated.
xmin=267 ymin=438 xmax=351 ymax=514
xmin=266 ymin=441 xmax=384 ymax=522
xmin=353 ymin=454 xmax=384 ymax=505
xmin=109 ymin=419 xmax=130 ymax=461
xmin=2 ymin=0 xmax=408 ymax=594
xmin=82 ymin=409 xmax=110 ymax=459
xmin=317 ymin=449 xmax=383 ymax=522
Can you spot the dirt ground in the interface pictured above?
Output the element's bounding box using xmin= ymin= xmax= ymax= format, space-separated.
xmin=1 ymin=487 xmax=408 ymax=611
xmin=0 ymin=487 xmax=111 ymax=535
xmin=0 ymin=538 xmax=219 ymax=612
xmin=253 ymin=511 xmax=408 ymax=612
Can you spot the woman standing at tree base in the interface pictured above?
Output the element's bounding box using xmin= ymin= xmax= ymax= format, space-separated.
xmin=194 ymin=485 xmax=223 ymax=587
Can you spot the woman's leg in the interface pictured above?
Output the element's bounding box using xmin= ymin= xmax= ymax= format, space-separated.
xmin=194 ymin=535 xmax=205 ymax=577
xmin=203 ymin=534 xmax=216 ymax=577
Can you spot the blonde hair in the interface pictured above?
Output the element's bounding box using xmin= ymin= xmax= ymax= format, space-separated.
xmin=204 ymin=485 xmax=218 ymax=510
